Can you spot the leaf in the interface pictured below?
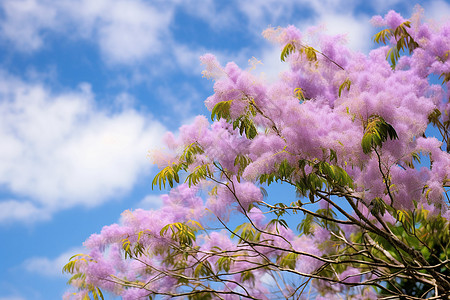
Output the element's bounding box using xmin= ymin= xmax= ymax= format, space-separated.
xmin=294 ymin=87 xmax=306 ymax=101
xmin=232 ymin=115 xmax=258 ymax=139
xmin=387 ymin=47 xmax=400 ymax=68
xmin=373 ymin=28 xmax=393 ymax=44
xmin=297 ymin=214 xmax=314 ymax=235
xmin=439 ymin=72 xmax=450 ymax=84
xmin=279 ymin=252 xmax=299 ymax=270
xmin=373 ymin=21 xmax=419 ymax=68
xmin=304 ymin=46 xmax=318 ymax=62
xmin=122 ymin=237 xmax=132 ymax=258
xmin=186 ymin=164 xmax=212 ymax=186
xmin=370 ymin=197 xmax=386 ymax=216
xmin=63 ymin=254 xmax=94 ymax=274
xmin=267 ymin=218 xmax=288 ymax=233
xmin=240 ymin=270 xmax=255 ymax=284
xmin=188 ymin=292 xmax=213 ymax=300
xmin=338 ymin=78 xmax=351 ymax=97
xmin=404 ymin=151 xmax=421 ymax=168
xmin=211 ymin=100 xmax=233 ymax=121
xmin=232 ymin=222 xmax=259 ymax=243
xmin=194 ymin=261 xmax=213 ymax=278
xmin=217 ymin=256 xmax=232 ymax=272
xmin=160 ymin=222 xmax=199 ymax=247
xmin=152 ymin=163 xmax=182 ymax=190
xmin=187 ymin=219 xmax=204 ymax=230
xmin=361 ymin=115 xmax=398 ymax=154
xmin=281 ymin=42 xmax=296 ymax=62
xmin=180 ymin=142 xmax=204 ymax=165
xmin=428 ymin=108 xmax=442 ymax=126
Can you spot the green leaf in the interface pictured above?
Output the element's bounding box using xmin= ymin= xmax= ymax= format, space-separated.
xmin=279 ymin=252 xmax=299 ymax=270
xmin=180 ymin=142 xmax=204 ymax=165
xmin=122 ymin=237 xmax=132 ymax=258
xmin=194 ymin=261 xmax=213 ymax=278
xmin=298 ymin=214 xmax=314 ymax=235
xmin=373 ymin=21 xmax=419 ymax=68
xmin=217 ymin=256 xmax=232 ymax=272
xmin=211 ymin=100 xmax=233 ymax=121
xmin=439 ymin=72 xmax=450 ymax=84
xmin=303 ymin=46 xmax=317 ymax=62
xmin=370 ymin=197 xmax=387 ymax=216
xmin=232 ymin=222 xmax=259 ymax=243
xmin=281 ymin=42 xmax=296 ymax=62
xmin=373 ymin=28 xmax=393 ymax=44
xmin=362 ymin=115 xmax=398 ymax=154
xmin=294 ymin=87 xmax=306 ymax=101
xmin=338 ymin=78 xmax=351 ymax=97
xmin=268 ymin=218 xmax=288 ymax=233
xmin=160 ymin=222 xmax=199 ymax=247
xmin=186 ymin=164 xmax=212 ymax=186
xmin=240 ymin=270 xmax=255 ymax=284
xmin=232 ymin=115 xmax=258 ymax=139
xmin=152 ymin=163 xmax=182 ymax=190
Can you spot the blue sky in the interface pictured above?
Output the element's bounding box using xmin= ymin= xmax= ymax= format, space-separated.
xmin=0 ymin=0 xmax=449 ymax=299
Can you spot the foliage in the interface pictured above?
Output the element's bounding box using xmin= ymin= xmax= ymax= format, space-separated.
xmin=63 ymin=8 xmax=450 ymax=300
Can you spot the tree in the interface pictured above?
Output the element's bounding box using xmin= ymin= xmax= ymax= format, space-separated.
xmin=63 ymin=8 xmax=450 ymax=300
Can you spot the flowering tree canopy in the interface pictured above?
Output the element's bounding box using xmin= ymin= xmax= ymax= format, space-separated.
xmin=64 ymin=8 xmax=450 ymax=300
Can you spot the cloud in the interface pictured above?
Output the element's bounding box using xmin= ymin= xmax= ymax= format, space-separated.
xmin=0 ymin=0 xmax=173 ymax=64
xmin=0 ymin=0 xmax=59 ymax=51
xmin=252 ymin=46 xmax=289 ymax=82
xmin=0 ymin=0 xmax=385 ymax=68
xmin=78 ymin=0 xmax=172 ymax=64
xmin=237 ymin=0 xmax=375 ymax=53
xmin=424 ymin=0 xmax=450 ymax=23
xmin=176 ymin=0 xmax=239 ymax=31
xmin=135 ymin=194 xmax=163 ymax=210
xmin=23 ymin=247 xmax=84 ymax=277
xmin=0 ymin=72 xmax=166 ymax=223
xmin=0 ymin=200 xmax=51 ymax=224
xmin=313 ymin=13 xmax=373 ymax=52
xmin=238 ymin=0 xmax=300 ymax=32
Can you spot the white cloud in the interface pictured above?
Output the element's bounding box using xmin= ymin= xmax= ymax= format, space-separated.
xmin=237 ymin=0 xmax=375 ymax=53
xmin=135 ymin=194 xmax=163 ymax=210
xmin=0 ymin=0 xmax=173 ymax=64
xmin=87 ymin=0 xmax=172 ymax=64
xmin=0 ymin=0 xmax=59 ymax=51
xmin=424 ymin=0 xmax=450 ymax=23
xmin=252 ymin=46 xmax=289 ymax=82
xmin=0 ymin=0 xmax=386 ymax=67
xmin=238 ymin=0 xmax=299 ymax=32
xmin=368 ymin=0 xmax=405 ymax=13
xmin=0 ymin=200 xmax=51 ymax=224
xmin=23 ymin=247 xmax=84 ymax=277
xmin=0 ymin=72 xmax=166 ymax=223
xmin=176 ymin=0 xmax=238 ymax=30
xmin=313 ymin=13 xmax=373 ymax=52
xmin=172 ymin=44 xmax=206 ymax=75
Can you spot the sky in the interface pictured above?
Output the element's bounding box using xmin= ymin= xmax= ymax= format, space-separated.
xmin=0 ymin=0 xmax=449 ymax=299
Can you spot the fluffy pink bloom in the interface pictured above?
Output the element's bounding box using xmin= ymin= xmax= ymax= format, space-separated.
xmin=66 ymin=9 xmax=450 ymax=300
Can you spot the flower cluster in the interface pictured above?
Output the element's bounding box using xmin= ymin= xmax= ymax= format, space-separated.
xmin=64 ymin=8 xmax=450 ymax=300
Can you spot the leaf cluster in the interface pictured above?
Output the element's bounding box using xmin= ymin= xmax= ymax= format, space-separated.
xmin=62 ymin=255 xmax=105 ymax=300
xmin=152 ymin=142 xmax=206 ymax=189
xmin=373 ymin=21 xmax=419 ymax=68
xmin=258 ymin=158 xmax=353 ymax=202
xmin=281 ymin=42 xmax=318 ymax=64
xmin=361 ymin=115 xmax=398 ymax=154
xmin=160 ymin=220 xmax=203 ymax=248
xmin=211 ymin=98 xmax=258 ymax=140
